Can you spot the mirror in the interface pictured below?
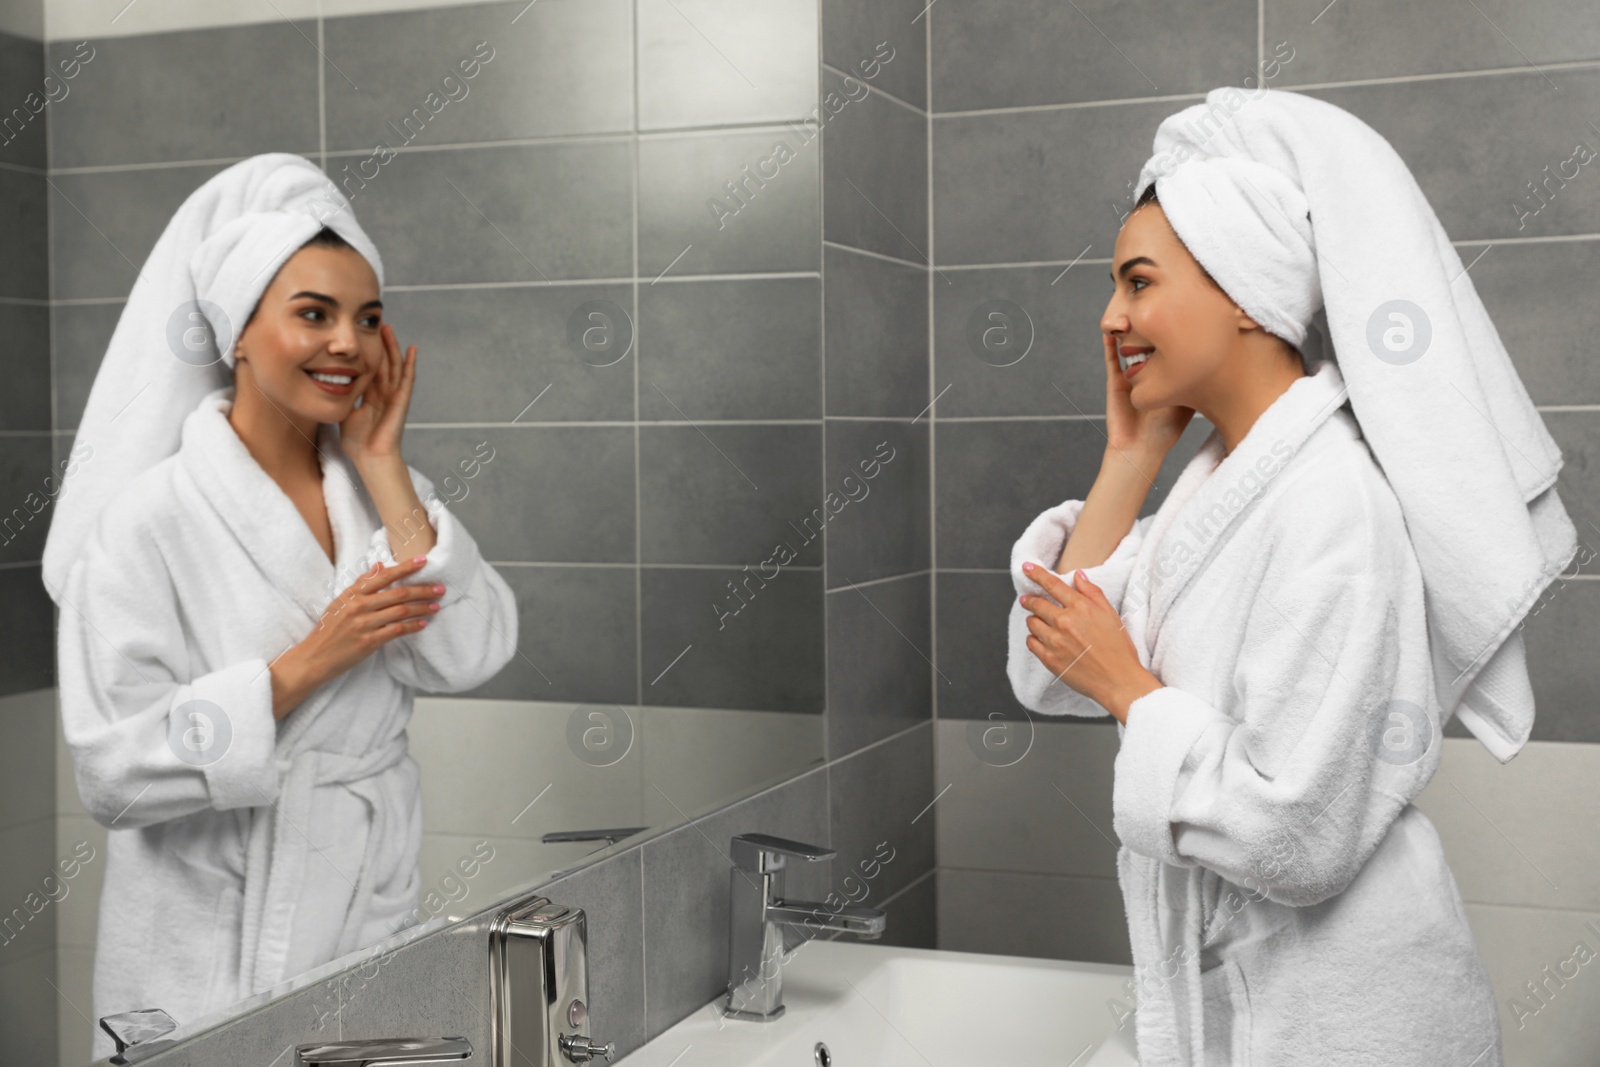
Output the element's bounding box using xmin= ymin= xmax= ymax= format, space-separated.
xmin=0 ymin=0 xmax=870 ymax=1061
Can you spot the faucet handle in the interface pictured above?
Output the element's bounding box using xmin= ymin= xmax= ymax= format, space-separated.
xmin=729 ymin=832 xmax=835 ymax=871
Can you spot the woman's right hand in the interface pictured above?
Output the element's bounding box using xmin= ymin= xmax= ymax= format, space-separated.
xmin=1102 ymin=331 xmax=1194 ymax=462
xmin=271 ymin=557 xmax=444 ymax=719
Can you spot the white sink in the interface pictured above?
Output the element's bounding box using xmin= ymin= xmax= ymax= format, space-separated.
xmin=618 ymin=940 xmax=1141 ymax=1066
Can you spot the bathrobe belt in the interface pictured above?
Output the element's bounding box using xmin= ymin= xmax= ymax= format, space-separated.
xmin=236 ymin=734 xmax=411 ymax=995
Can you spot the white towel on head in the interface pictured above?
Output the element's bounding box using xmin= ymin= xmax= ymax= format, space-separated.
xmin=42 ymin=151 xmax=385 ymax=603
xmin=1130 ymin=87 xmax=1578 ymax=762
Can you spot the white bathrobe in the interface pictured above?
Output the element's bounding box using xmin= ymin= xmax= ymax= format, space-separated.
xmin=56 ymin=388 xmax=518 ymax=1060
xmin=1007 ymin=359 xmax=1503 ymax=1066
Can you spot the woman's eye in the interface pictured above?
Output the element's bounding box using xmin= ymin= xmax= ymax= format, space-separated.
xmin=1130 ymin=277 xmax=1148 ymax=292
xmin=300 ymin=307 xmax=325 ymax=321
xmin=361 ymin=316 xmax=382 ymax=329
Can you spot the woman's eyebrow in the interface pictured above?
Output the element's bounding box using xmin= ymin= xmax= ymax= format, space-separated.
xmin=289 ymin=290 xmax=383 ymax=312
xmin=1110 ymin=256 xmax=1158 ymax=282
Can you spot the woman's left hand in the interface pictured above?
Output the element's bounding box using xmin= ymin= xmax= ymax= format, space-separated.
xmin=341 ymin=323 xmax=416 ymax=467
xmin=1020 ymin=563 xmax=1162 ymax=723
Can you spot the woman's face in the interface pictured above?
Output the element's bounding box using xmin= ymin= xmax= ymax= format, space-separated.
xmin=1101 ymin=202 xmax=1248 ymax=411
xmin=233 ymin=243 xmax=384 ymax=423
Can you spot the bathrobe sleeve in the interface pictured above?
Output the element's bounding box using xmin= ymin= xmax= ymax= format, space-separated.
xmin=1006 ymin=498 xmax=1154 ymax=717
xmin=371 ymin=464 xmax=519 ymax=694
xmin=54 ymin=512 xmax=281 ymax=829
xmin=1111 ymin=468 xmax=1428 ymax=908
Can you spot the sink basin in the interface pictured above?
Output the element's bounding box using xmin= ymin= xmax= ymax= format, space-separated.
xmin=618 ymin=940 xmax=1140 ymax=1066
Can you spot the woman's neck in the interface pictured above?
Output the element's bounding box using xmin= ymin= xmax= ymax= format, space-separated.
xmin=1195 ymin=339 xmax=1308 ymax=456
xmin=227 ymin=379 xmax=324 ymax=485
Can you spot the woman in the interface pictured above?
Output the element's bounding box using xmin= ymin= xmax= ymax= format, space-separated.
xmin=44 ymin=154 xmax=518 ymax=1059
xmin=1007 ymin=89 xmax=1575 ymax=1066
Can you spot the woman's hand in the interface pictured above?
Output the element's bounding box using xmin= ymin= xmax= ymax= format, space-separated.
xmin=340 ymin=323 xmax=417 ymax=467
xmin=1019 ymin=562 xmax=1162 ymax=723
xmin=270 ymin=557 xmax=444 ymax=719
xmin=1103 ymin=330 xmax=1195 ymax=462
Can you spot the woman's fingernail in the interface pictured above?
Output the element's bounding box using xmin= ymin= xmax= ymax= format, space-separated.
xmin=1019 ymin=595 xmax=1028 ymax=605
xmin=1022 ymin=561 xmax=1034 ymax=572
xmin=411 ymin=556 xmax=427 ymax=565
xmin=433 ymin=585 xmax=445 ymax=594
xmin=429 ymin=602 xmax=441 ymax=612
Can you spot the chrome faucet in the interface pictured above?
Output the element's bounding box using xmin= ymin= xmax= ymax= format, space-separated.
xmin=723 ymin=833 xmax=886 ymax=1021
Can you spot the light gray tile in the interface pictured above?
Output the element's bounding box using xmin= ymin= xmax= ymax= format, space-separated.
xmin=1270 ymin=0 xmax=1600 ymax=85
xmin=0 ymin=945 xmax=59 ymax=1066
xmin=1415 ymin=738 xmax=1600 ymax=912
xmin=49 ymin=162 xmax=230 ymax=301
xmin=0 ymin=818 xmax=58 ymax=957
xmin=823 ymin=244 xmax=927 ymax=418
xmin=638 ymin=423 xmax=823 ymax=566
xmin=640 ymin=565 xmax=825 ymax=713
xmin=639 ymin=277 xmax=821 ymax=421
xmin=1303 ymin=72 xmax=1600 ymax=241
xmin=823 ymin=418 xmax=928 ymax=587
xmin=934 ymin=717 xmax=1120 ymax=878
xmin=931 ymin=0 xmax=1256 ymax=111
xmin=46 ymin=24 xmax=318 ymax=168
xmin=826 ymin=571 xmax=931 ymax=759
xmin=822 ymin=0 xmax=927 ymax=111
xmin=822 ymin=67 xmax=927 ymax=263
xmin=638 ymin=129 xmax=820 ymax=277
xmin=932 ymin=99 xmax=1171 ymax=266
xmin=325 ymin=0 xmax=633 ymax=149
xmin=468 ymin=565 xmax=637 ymax=706
xmin=0 ymin=688 xmax=53 ymax=831
xmin=640 ymin=765 xmax=830 ymax=1035
xmin=937 ymin=867 xmax=1130 ymax=963
xmin=340 ymin=141 xmax=633 ymax=286
xmin=404 ymin=425 xmax=636 ymax=564
xmin=1462 ymin=900 xmax=1600 ymax=1067
xmin=829 ymin=723 xmax=935 ymax=903
xmin=386 ymin=284 xmax=635 ymax=425
xmin=636 ymin=0 xmax=818 ymax=130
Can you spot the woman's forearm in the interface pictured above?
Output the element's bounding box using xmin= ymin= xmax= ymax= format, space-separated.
xmin=1055 ymin=448 xmax=1166 ymax=573
xmin=357 ymin=454 xmax=438 ymax=561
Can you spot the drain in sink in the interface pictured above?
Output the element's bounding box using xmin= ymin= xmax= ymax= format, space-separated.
xmin=814 ymin=1041 xmax=831 ymax=1066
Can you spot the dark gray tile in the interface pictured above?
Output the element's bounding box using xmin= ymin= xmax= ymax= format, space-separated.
xmin=1270 ymin=0 xmax=1600 ymax=85
xmin=640 ymin=764 xmax=830 ymax=1035
xmin=868 ymin=869 xmax=936 ymax=949
xmin=934 ymin=570 xmax=1029 ymax=725
xmin=0 ymin=167 xmax=46 ymax=300
xmin=823 ymin=419 xmax=929 ymax=586
xmin=933 ymin=415 xmax=1211 ymax=570
xmin=829 ymin=723 xmax=935 ymax=903
xmin=0 ymin=691 xmax=53 ymax=829
xmin=638 ymin=129 xmax=820 ymax=277
xmin=636 ymin=0 xmax=818 ymax=130
xmin=932 ymin=99 xmax=1171 ymax=266
xmin=387 ymin=284 xmax=634 ymax=425
xmin=639 ymin=277 xmax=820 ymax=421
xmin=1456 ymin=239 xmax=1600 ymax=408
xmin=325 ymin=0 xmax=633 ymax=150
xmin=1303 ymin=72 xmax=1600 ymax=241
xmin=638 ymin=423 xmax=822 ymax=566
xmin=826 ymin=572 xmax=932 ymax=759
xmin=537 ymin=851 xmax=647 ymax=1058
xmin=823 ymin=244 xmax=927 ymax=418
xmin=340 ymin=141 xmax=633 ymax=286
xmin=938 ymin=868 xmax=1130 ymax=963
xmin=0 ymin=821 xmax=57 ymax=955
xmin=822 ymin=66 xmax=927 ymax=263
xmin=0 ymin=436 xmax=56 ymax=564
xmin=934 ymin=264 xmax=1117 ymax=418
xmin=405 ymin=425 xmax=635 ymax=564
xmin=49 ymin=162 xmax=230 ymax=300
xmin=931 ymin=0 xmax=1256 ymax=111
xmin=822 ymin=0 xmax=927 ymax=111
xmin=46 ymin=24 xmax=318 ymax=168
xmin=0 ymin=302 xmax=49 ymax=431
xmin=639 ymin=565 xmax=824 ymax=713
xmin=0 ymin=30 xmax=47 ymax=169
xmin=0 ymin=945 xmax=57 ymax=1066
xmin=468 ymin=565 xmax=637 ymax=706
xmin=51 ymin=301 xmax=120 ymax=432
